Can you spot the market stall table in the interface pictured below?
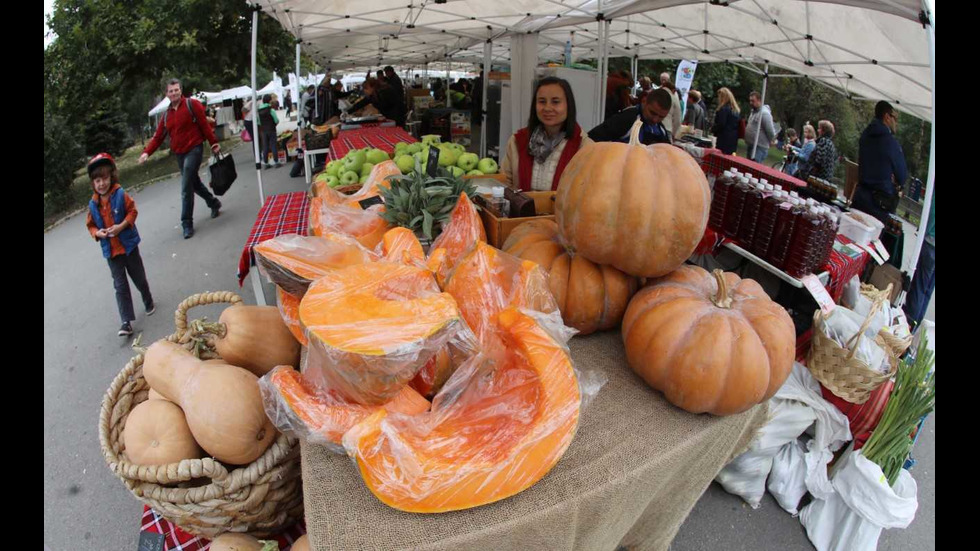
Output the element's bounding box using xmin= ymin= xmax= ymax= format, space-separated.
xmin=237 ymin=191 xmax=310 ymax=305
xmin=299 ymin=330 xmax=768 ymax=551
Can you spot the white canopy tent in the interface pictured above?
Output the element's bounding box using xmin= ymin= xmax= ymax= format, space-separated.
xmin=249 ymin=0 xmax=933 ymax=303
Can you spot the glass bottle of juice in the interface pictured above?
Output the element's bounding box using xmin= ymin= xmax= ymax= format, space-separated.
xmin=708 ymin=170 xmax=734 ymax=232
xmin=751 ymin=189 xmax=784 ymax=259
xmin=767 ymin=197 xmax=804 ymax=269
xmin=737 ymin=182 xmax=765 ymax=247
xmin=722 ymin=176 xmax=751 ymax=237
xmin=785 ymin=204 xmax=824 ymax=278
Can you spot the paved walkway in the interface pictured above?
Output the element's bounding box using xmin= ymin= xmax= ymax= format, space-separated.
xmin=43 ymin=142 xmax=934 ymax=550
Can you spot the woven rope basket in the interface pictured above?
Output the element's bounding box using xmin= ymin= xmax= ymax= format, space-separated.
xmin=859 ymin=283 xmax=913 ymax=358
xmin=98 ymin=291 xmax=304 ymax=538
xmin=807 ymin=296 xmax=900 ymax=404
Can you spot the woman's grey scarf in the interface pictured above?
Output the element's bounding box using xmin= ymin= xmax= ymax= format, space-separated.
xmin=528 ymin=126 xmax=566 ymax=164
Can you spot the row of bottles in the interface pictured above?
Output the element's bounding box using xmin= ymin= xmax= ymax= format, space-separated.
xmin=708 ymin=169 xmax=840 ymax=278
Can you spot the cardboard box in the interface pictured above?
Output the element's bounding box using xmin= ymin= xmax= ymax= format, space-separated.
xmin=869 ymin=263 xmax=903 ymax=303
xmin=479 ymin=191 xmax=555 ymax=248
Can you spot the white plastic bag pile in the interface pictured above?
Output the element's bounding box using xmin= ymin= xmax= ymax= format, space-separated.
xmin=835 ymin=276 xmax=913 ymax=374
xmin=715 ymin=362 xmax=850 ymax=513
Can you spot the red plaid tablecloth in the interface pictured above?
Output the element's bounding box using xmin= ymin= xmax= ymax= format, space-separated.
xmin=327 ymin=126 xmax=418 ymax=160
xmin=703 ymin=150 xmax=807 ymax=190
xmin=237 ymin=192 xmax=310 ymax=286
xmin=692 ymin=228 xmax=869 ymax=303
xmin=140 ymin=506 xmax=306 ymax=550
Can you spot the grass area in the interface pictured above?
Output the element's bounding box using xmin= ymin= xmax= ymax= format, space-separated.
xmin=44 ymin=135 xmax=242 ymax=230
xmin=734 ymin=140 xmax=788 ymax=168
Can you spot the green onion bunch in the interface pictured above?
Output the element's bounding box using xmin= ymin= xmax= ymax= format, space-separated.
xmin=861 ymin=336 xmax=935 ymax=487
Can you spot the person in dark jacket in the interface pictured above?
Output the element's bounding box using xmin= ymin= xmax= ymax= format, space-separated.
xmin=346 ymin=77 xmax=407 ymax=127
xmin=683 ymin=92 xmax=706 ymax=132
xmin=589 ymin=87 xmax=673 ymax=145
xmin=711 ymin=87 xmax=740 ymax=155
xmin=797 ymin=120 xmax=838 ymax=181
xmin=854 ymin=101 xmax=909 ymax=223
xmin=258 ymin=94 xmax=281 ymax=168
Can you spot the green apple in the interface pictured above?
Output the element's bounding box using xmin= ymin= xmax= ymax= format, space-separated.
xmin=477 ymin=158 xmax=498 ymax=174
xmin=359 ymin=173 xmax=369 ymax=184
xmin=360 ymin=162 xmax=375 ymax=177
xmin=395 ymin=154 xmax=416 ymax=174
xmin=344 ymin=150 xmax=367 ymax=173
xmin=366 ymin=149 xmax=389 ymax=165
xmin=456 ymin=153 xmax=479 ymax=171
xmin=326 ymin=160 xmax=343 ymax=177
xmin=447 ymin=166 xmax=465 ymax=178
xmin=466 ymin=169 xmax=484 ymax=176
xmin=437 ymin=147 xmax=457 ymax=167
xmin=342 ymin=171 xmax=361 ymax=185
xmin=421 ymin=134 xmax=442 ymax=146
xmin=327 ymin=175 xmax=341 ymax=188
xmin=406 ymin=143 xmax=422 ymax=155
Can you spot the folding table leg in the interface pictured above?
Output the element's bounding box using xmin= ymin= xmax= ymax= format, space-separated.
xmin=250 ymin=270 xmax=267 ymax=306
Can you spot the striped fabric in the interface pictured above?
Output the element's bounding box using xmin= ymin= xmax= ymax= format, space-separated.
xmin=140 ymin=506 xmax=307 ymax=550
xmin=327 ymin=126 xmax=418 ymax=161
xmin=237 ymin=192 xmax=310 ymax=286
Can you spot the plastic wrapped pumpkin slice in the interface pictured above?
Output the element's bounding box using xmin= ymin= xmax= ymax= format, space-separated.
xmin=380 ymin=227 xmax=426 ymax=266
xmin=316 ymin=160 xmax=402 ymax=206
xmin=309 ymin=196 xmax=392 ymax=250
xmin=427 ymin=192 xmax=486 ymax=288
xmin=343 ymin=307 xmax=582 ymax=513
xmin=300 ymin=262 xmax=464 ymax=405
xmin=255 ymin=233 xmax=377 ymax=296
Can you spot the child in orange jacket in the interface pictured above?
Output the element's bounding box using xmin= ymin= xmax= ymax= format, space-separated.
xmin=85 ymin=153 xmax=155 ymax=337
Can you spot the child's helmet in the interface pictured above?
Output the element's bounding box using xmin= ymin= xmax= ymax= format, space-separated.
xmin=87 ymin=153 xmax=116 ymax=177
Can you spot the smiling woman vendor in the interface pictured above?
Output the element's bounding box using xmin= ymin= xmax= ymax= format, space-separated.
xmin=500 ymin=77 xmax=594 ymax=191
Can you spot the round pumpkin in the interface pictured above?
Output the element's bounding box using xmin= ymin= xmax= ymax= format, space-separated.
xmin=555 ymin=119 xmax=710 ymax=278
xmin=123 ymin=399 xmax=203 ymax=466
xmin=503 ymin=219 xmax=638 ymax=335
xmin=622 ymin=266 xmax=795 ymax=416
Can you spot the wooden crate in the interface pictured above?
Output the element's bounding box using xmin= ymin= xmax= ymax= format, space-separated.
xmin=479 ymin=191 xmax=556 ymax=249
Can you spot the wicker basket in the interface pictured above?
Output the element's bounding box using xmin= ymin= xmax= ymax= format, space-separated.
xmin=98 ymin=292 xmax=304 ymax=538
xmin=807 ymin=297 xmax=899 ymax=404
xmin=859 ymin=283 xmax=913 ymax=358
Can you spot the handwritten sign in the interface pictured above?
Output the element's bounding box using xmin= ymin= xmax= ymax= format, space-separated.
xmin=801 ymin=274 xmax=836 ymax=315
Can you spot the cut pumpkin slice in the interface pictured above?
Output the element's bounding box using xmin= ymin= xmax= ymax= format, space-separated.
xmin=309 ymin=196 xmax=392 ymax=250
xmin=381 ymin=227 xmax=425 ymax=266
xmin=300 ymin=262 xmax=463 ymax=405
xmin=343 ymin=307 xmax=582 ymax=513
xmin=427 ymin=192 xmax=486 ymax=286
xmin=260 ymin=366 xmax=430 ymax=448
xmin=256 ymin=233 xmax=377 ymax=296
xmin=276 ymin=286 xmax=307 ymax=346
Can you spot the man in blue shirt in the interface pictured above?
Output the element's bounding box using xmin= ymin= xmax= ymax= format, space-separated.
xmin=588 ymin=87 xmax=673 ymax=145
xmin=854 ymin=101 xmax=908 ymax=223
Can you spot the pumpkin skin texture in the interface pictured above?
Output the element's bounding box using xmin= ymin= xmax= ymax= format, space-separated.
xmin=123 ymin=399 xmax=203 ymax=465
xmin=290 ymin=535 xmax=311 ymax=551
xmin=261 ymin=366 xmax=430 ymax=447
xmin=343 ymin=307 xmax=581 ymax=513
xmin=143 ymin=341 xmax=278 ymax=465
xmin=254 ymin=232 xmax=376 ymax=296
xmin=146 ymin=388 xmax=169 ymax=402
xmin=555 ymin=121 xmax=710 ymax=278
xmin=211 ymin=305 xmax=300 ymax=377
xmin=299 ymin=262 xmax=462 ymax=405
xmin=503 ymin=219 xmax=638 ymax=335
xmin=622 ymin=266 xmax=795 ymax=416
xmin=208 ymin=533 xmax=262 ymax=551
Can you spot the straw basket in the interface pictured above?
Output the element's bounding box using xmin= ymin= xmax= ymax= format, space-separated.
xmin=860 ymin=283 xmax=913 ymax=358
xmin=98 ymin=292 xmax=304 ymax=538
xmin=807 ymin=297 xmax=899 ymax=405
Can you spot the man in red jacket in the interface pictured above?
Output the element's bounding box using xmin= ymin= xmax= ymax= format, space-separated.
xmin=139 ymin=79 xmax=222 ymax=239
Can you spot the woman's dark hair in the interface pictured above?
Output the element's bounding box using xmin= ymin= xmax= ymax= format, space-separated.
xmin=262 ymin=94 xmax=271 ymax=103
xmin=527 ymin=77 xmax=577 ymax=139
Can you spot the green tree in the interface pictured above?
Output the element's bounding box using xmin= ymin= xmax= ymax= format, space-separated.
xmin=44 ymin=109 xmax=84 ymax=216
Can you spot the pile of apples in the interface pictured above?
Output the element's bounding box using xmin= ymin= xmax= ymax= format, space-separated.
xmin=393 ymin=135 xmax=498 ymax=177
xmin=320 ymin=147 xmax=393 ymax=188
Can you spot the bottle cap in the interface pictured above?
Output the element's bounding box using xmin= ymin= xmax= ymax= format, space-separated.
xmin=765 ymin=184 xmax=775 ymax=191
xmin=761 ymin=179 xmax=769 ymax=185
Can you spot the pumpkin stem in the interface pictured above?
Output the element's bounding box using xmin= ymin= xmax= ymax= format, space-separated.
xmin=711 ymin=269 xmax=734 ymax=309
xmin=627 ymin=116 xmax=644 ymax=146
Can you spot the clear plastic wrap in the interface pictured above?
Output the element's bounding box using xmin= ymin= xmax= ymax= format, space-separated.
xmin=379 ymin=227 xmax=426 ymax=267
xmin=427 ymin=192 xmax=487 ymax=287
xmin=341 ymin=307 xmax=597 ymax=513
xmin=299 ymin=261 xmax=466 ymax=405
xmin=276 ymin=286 xmax=307 ymax=347
xmin=316 ymin=160 xmax=401 ymax=206
xmin=255 ymin=233 xmax=378 ymax=296
xmin=259 ymin=365 xmax=431 ymax=453
xmin=308 ymin=195 xmax=392 ymax=250
xmin=444 ymin=241 xmax=559 ymax=348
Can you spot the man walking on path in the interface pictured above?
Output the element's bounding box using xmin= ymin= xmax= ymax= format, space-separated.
xmin=744 ymin=91 xmax=777 ymax=164
xmin=139 ymin=78 xmax=222 ymax=239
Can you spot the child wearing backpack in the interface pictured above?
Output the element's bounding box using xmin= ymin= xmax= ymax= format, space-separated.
xmin=85 ymin=153 xmax=156 ymax=337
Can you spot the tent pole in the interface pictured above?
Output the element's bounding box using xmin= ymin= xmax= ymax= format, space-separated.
xmin=602 ymin=19 xmax=611 ymax=124
xmin=250 ymin=5 xmax=264 ymax=205
xmin=446 ymin=50 xmax=452 ymax=109
xmin=296 ymin=41 xmax=303 ymax=152
xmin=750 ymin=62 xmax=769 ymax=162
xmin=899 ymin=1 xmax=935 ymax=310
xmin=481 ymin=39 xmax=492 ymax=159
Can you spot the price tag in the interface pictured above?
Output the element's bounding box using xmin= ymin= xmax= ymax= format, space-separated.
xmin=801 ymin=274 xmax=836 ymax=315
xmin=137 ymin=532 xmax=165 ymax=551
xmin=425 ymin=145 xmax=441 ymax=177
xmin=358 ymin=195 xmax=384 ymax=210
xmin=872 ymin=239 xmax=891 ymax=262
xmin=856 ymin=242 xmax=886 ymax=265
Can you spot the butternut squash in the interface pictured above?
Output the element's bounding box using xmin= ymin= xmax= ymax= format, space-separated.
xmin=123 ymin=399 xmax=202 ymax=466
xmin=211 ymin=305 xmax=301 ymax=377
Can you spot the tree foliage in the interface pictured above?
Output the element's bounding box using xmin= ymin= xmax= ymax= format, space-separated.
xmin=44 ymin=108 xmax=84 ymax=215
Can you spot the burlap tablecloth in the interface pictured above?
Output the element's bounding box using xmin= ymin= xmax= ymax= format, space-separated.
xmin=300 ymin=330 xmax=768 ymax=551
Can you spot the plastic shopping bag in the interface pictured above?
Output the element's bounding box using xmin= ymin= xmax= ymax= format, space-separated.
xmin=208 ymin=151 xmax=237 ymax=196
xmin=800 ymin=449 xmax=918 ymax=551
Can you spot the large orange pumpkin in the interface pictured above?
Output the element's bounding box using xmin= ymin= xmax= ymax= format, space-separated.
xmin=503 ymin=219 xmax=638 ymax=335
xmin=343 ymin=307 xmax=581 ymax=513
xmin=299 ymin=262 xmax=462 ymax=405
xmin=555 ymin=119 xmax=710 ymax=278
xmin=622 ymin=266 xmax=795 ymax=415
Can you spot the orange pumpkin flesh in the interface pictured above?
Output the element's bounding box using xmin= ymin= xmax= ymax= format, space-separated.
xmin=344 ymin=307 xmax=581 ymax=513
xmin=503 ymin=219 xmax=638 ymax=335
xmin=309 ymin=196 xmax=391 ymax=250
xmin=428 ymin=192 xmax=486 ymax=287
xmin=300 ymin=262 xmax=462 ymax=405
xmin=622 ymin=266 xmax=795 ymax=416
xmin=262 ymin=366 xmax=430 ymax=446
xmin=555 ymin=121 xmax=710 ymax=278
xmin=276 ymin=286 xmax=307 ymax=346
xmin=381 ymin=227 xmax=425 ymax=266
xmin=255 ymin=233 xmax=376 ymax=296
